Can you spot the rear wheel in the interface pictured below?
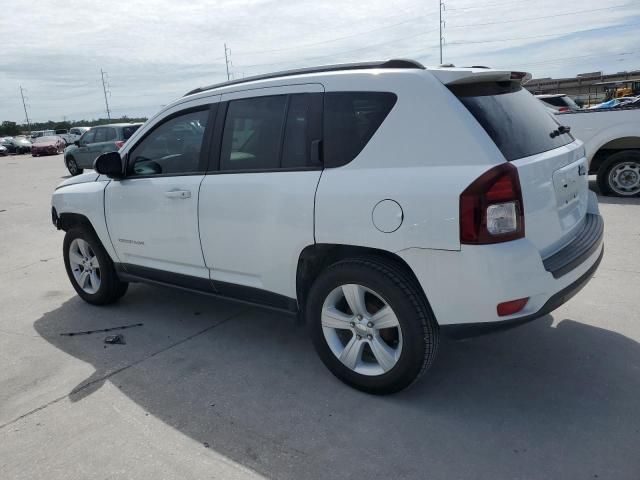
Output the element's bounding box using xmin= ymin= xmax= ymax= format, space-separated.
xmin=597 ymin=151 xmax=640 ymax=197
xmin=306 ymin=257 xmax=439 ymax=394
xmin=63 ymin=227 xmax=128 ymax=305
xmin=66 ymin=155 xmax=83 ymax=176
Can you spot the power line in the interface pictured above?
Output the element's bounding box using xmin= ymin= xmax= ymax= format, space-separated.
xmin=100 ymin=69 xmax=111 ymax=119
xmin=446 ymin=0 xmax=530 ymax=11
xmin=500 ymin=50 xmax=640 ymax=68
xmin=240 ymin=27 xmax=438 ymax=70
xmin=449 ymin=3 xmax=639 ymax=29
xmin=233 ymin=17 xmax=433 ymax=58
xmin=19 ymin=86 xmax=31 ymax=133
xmin=446 ymin=20 xmax=640 ymax=46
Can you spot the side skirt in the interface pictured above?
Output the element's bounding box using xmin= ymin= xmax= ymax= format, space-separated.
xmin=114 ymin=263 xmax=298 ymax=315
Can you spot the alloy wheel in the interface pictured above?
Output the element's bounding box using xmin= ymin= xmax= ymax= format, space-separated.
xmin=68 ymin=238 xmax=101 ymax=294
xmin=321 ymin=284 xmax=403 ymax=376
xmin=67 ymin=158 xmax=79 ymax=175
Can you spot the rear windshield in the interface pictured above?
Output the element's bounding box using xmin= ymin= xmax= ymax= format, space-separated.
xmin=123 ymin=125 xmax=141 ymax=140
xmin=450 ymin=82 xmax=574 ymax=161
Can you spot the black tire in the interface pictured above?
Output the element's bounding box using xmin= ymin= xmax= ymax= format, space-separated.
xmin=66 ymin=155 xmax=83 ymax=176
xmin=63 ymin=227 xmax=128 ymax=305
xmin=596 ymin=151 xmax=640 ymax=197
xmin=306 ymin=257 xmax=439 ymax=394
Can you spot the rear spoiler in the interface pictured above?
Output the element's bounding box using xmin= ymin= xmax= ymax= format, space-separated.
xmin=428 ymin=67 xmax=532 ymax=85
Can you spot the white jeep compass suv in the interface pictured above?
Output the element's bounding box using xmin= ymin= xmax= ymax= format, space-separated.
xmin=51 ymin=60 xmax=604 ymax=394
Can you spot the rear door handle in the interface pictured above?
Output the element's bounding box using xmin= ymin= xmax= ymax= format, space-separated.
xmin=164 ymin=190 xmax=192 ymax=199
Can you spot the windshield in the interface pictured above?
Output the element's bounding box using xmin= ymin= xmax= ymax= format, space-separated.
xmin=450 ymin=81 xmax=574 ymax=161
xmin=34 ymin=136 xmax=59 ymax=143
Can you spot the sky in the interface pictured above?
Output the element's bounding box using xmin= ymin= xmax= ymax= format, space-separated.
xmin=1 ymin=0 xmax=639 ymax=123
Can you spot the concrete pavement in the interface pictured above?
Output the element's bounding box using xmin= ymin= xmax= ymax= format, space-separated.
xmin=1 ymin=153 xmax=639 ymax=479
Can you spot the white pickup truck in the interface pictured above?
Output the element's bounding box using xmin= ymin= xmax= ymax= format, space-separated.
xmin=54 ymin=127 xmax=90 ymax=145
xmin=557 ymin=106 xmax=640 ymax=196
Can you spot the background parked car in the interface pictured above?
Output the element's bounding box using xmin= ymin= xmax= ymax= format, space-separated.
xmin=535 ymin=93 xmax=582 ymax=112
xmin=614 ymin=96 xmax=640 ymax=108
xmin=31 ymin=135 xmax=65 ymax=156
xmin=30 ymin=129 xmax=55 ymax=140
xmin=69 ymin=126 xmax=90 ymax=142
xmin=1 ymin=136 xmax=32 ymax=154
xmin=64 ymin=123 xmax=142 ymax=175
xmin=54 ymin=127 xmax=91 ymax=145
xmin=0 ymin=144 xmax=7 ymax=156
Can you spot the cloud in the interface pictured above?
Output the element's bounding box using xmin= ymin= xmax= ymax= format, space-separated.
xmin=1 ymin=0 xmax=639 ymax=122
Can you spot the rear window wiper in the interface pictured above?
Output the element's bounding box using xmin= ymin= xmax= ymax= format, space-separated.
xmin=549 ymin=125 xmax=571 ymax=138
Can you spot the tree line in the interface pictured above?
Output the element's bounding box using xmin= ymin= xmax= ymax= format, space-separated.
xmin=0 ymin=117 xmax=148 ymax=136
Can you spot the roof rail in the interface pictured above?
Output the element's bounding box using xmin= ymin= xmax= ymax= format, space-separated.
xmin=184 ymin=59 xmax=425 ymax=97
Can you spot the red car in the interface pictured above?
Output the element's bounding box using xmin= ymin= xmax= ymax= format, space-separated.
xmin=31 ymin=135 xmax=66 ymax=156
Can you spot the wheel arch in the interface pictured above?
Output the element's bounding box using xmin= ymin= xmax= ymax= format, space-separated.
xmin=587 ymin=132 xmax=640 ymax=174
xmin=296 ymin=243 xmax=434 ymax=321
xmin=51 ymin=180 xmax=120 ymax=262
xmin=56 ymin=212 xmax=98 ymax=235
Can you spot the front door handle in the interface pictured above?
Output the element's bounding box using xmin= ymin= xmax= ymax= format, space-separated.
xmin=164 ymin=190 xmax=192 ymax=199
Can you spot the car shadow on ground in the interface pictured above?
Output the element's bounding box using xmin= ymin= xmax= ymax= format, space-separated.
xmin=32 ymin=284 xmax=640 ymax=479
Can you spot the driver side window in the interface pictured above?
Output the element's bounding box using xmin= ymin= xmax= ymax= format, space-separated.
xmin=80 ymin=130 xmax=95 ymax=145
xmin=128 ymin=109 xmax=209 ymax=177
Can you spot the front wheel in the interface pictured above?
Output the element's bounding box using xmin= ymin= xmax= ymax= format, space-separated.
xmin=66 ymin=156 xmax=83 ymax=176
xmin=63 ymin=227 xmax=128 ymax=305
xmin=306 ymin=257 xmax=439 ymax=394
xmin=597 ymin=151 xmax=640 ymax=197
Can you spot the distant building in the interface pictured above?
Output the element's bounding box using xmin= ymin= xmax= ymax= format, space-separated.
xmin=524 ymin=69 xmax=640 ymax=105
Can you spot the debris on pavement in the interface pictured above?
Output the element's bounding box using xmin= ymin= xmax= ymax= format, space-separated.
xmin=104 ymin=334 xmax=126 ymax=345
xmin=59 ymin=323 xmax=143 ymax=337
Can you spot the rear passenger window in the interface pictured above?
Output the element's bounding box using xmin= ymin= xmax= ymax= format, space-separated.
xmin=220 ymin=95 xmax=287 ymax=171
xmin=323 ymin=92 xmax=397 ymax=167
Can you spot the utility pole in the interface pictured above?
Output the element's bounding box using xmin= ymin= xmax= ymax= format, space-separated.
xmin=19 ymin=86 xmax=31 ymax=133
xmin=439 ymin=0 xmax=445 ymax=64
xmin=224 ymin=43 xmax=231 ymax=81
xmin=100 ymin=68 xmax=112 ymax=119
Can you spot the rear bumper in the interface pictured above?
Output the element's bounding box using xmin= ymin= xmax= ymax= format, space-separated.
xmin=543 ymin=213 xmax=603 ymax=278
xmin=441 ymin=246 xmax=603 ymax=338
xmin=397 ymin=211 xmax=604 ymax=334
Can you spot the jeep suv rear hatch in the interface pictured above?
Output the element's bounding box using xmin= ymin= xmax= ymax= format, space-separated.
xmin=442 ymin=70 xmax=590 ymax=258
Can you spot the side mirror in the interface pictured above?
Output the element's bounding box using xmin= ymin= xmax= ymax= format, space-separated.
xmin=94 ymin=151 xmax=124 ymax=178
xmin=74 ymin=140 xmax=80 ymax=146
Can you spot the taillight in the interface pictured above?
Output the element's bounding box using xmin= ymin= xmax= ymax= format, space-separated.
xmin=115 ymin=140 xmax=125 ymax=149
xmin=558 ymin=106 xmax=569 ymax=112
xmin=460 ymin=163 xmax=524 ymax=244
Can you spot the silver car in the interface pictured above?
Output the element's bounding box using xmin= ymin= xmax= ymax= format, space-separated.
xmin=63 ymin=123 xmax=142 ymax=175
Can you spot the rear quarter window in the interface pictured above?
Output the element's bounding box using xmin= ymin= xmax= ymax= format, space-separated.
xmin=323 ymin=92 xmax=397 ymax=167
xmin=450 ymin=82 xmax=573 ymax=161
